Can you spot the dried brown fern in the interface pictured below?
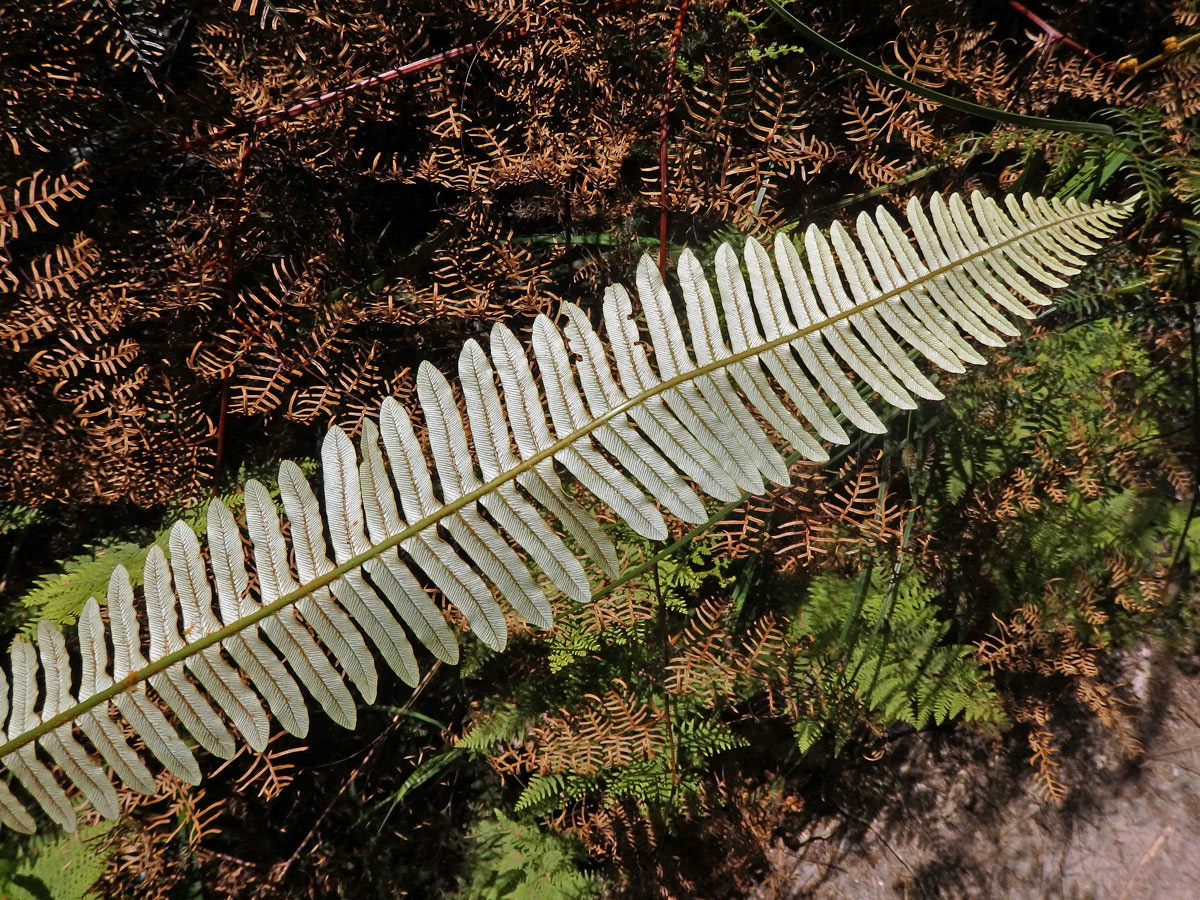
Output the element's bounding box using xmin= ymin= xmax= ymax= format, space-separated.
xmin=0 ymin=166 xmax=90 ymax=244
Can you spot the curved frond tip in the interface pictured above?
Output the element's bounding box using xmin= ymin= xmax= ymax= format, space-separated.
xmin=0 ymin=190 xmax=1132 ymax=831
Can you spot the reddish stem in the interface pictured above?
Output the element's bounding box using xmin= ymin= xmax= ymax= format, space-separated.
xmin=211 ymin=132 xmax=257 ymax=494
xmin=213 ymin=378 xmax=231 ymax=494
xmin=1008 ymin=1 xmax=1109 ymax=67
xmin=153 ymin=43 xmax=489 ymax=164
xmin=658 ymin=0 xmax=692 ymax=279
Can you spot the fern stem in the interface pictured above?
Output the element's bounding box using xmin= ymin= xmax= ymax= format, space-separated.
xmin=651 ymin=553 xmax=679 ymax=791
xmin=0 ymin=201 xmax=1125 ymax=761
xmin=657 ymin=0 xmax=692 ymax=277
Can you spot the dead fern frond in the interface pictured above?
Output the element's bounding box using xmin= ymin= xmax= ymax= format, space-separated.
xmin=23 ymin=235 xmax=101 ymax=301
xmin=1018 ymin=705 xmax=1068 ymax=804
xmin=0 ymin=166 xmax=90 ymax=244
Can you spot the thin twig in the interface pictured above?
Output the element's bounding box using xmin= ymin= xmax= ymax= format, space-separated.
xmin=270 ymin=662 xmax=442 ymax=885
xmin=831 ymin=803 xmax=917 ymax=879
xmin=658 ymin=0 xmax=692 ymax=278
xmin=652 ymin=554 xmax=679 ymax=791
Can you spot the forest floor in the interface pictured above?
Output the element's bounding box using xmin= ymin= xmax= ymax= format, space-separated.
xmin=753 ymin=640 xmax=1200 ymax=900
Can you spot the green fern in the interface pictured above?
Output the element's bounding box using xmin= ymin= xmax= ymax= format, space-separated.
xmin=515 ymin=774 xmax=571 ymax=814
xmin=791 ymin=566 xmax=1004 ymax=752
xmin=458 ymin=704 xmax=528 ymax=756
xmin=0 ymin=821 xmax=112 ymax=900
xmin=1018 ymin=108 xmax=1187 ymax=221
xmin=19 ymin=540 xmax=152 ymax=634
xmin=928 ymin=308 xmax=1195 ymax=625
xmin=674 ymin=708 xmax=750 ymax=761
xmin=454 ymin=811 xmax=603 ymax=900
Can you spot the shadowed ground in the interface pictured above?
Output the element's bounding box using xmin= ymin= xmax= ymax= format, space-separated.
xmin=753 ymin=642 xmax=1200 ymax=900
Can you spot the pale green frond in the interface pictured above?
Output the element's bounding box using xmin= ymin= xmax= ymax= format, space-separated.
xmin=320 ymin=428 xmax=420 ymax=685
xmin=647 ymin=253 xmax=792 ymax=483
xmin=492 ymin=322 xmax=668 ymax=540
xmin=467 ymin=333 xmax=621 ymax=577
xmin=205 ymin=502 xmax=310 ymax=738
xmin=74 ymin=599 xmax=157 ymax=796
xmin=419 ymin=362 xmax=553 ymax=630
xmin=85 ymin=589 xmax=201 ymax=784
xmin=358 ymin=419 xmax=462 ymax=663
xmin=142 ymin=546 xmax=240 ymax=757
xmin=379 ymin=396 xmax=509 ymax=650
xmin=0 ymin=191 xmax=1133 ymax=831
xmin=5 ymin=641 xmax=76 ymax=830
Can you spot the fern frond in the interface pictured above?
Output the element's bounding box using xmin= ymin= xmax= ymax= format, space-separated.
xmin=0 ymin=191 xmax=1131 ymax=831
xmin=0 ymin=167 xmax=90 ymax=245
xmin=88 ymin=0 xmax=173 ymax=90
xmin=229 ymin=0 xmax=284 ymax=30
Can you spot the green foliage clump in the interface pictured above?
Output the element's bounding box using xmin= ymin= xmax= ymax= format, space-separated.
xmin=461 ymin=546 xmax=747 ymax=817
xmin=0 ymin=823 xmax=112 ymax=900
xmin=460 ymin=530 xmax=1004 ymax=834
xmin=927 ymin=301 xmax=1198 ymax=640
xmin=790 ymin=565 xmax=1005 ymax=753
xmin=546 ymin=541 xmax=736 ymax=673
xmin=452 ymin=811 xmax=603 ymax=900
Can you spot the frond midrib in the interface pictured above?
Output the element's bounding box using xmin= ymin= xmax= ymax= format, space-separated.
xmin=0 ymin=199 xmax=1122 ymax=759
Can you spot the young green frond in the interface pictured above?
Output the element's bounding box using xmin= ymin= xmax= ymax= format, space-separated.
xmin=0 ymin=191 xmax=1132 ymax=832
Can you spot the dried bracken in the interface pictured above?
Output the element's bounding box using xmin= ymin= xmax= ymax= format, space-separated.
xmin=0 ymin=0 xmax=1173 ymax=515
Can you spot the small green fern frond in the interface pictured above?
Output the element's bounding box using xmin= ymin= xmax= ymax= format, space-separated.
xmin=795 ymin=567 xmax=1005 ymax=749
xmin=515 ymin=774 xmax=570 ymax=813
xmin=455 ymin=810 xmax=601 ymax=900
xmin=0 ymin=820 xmax=112 ymax=900
xmin=17 ymin=540 xmax=149 ymax=633
xmin=0 ymin=191 xmax=1131 ymax=832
